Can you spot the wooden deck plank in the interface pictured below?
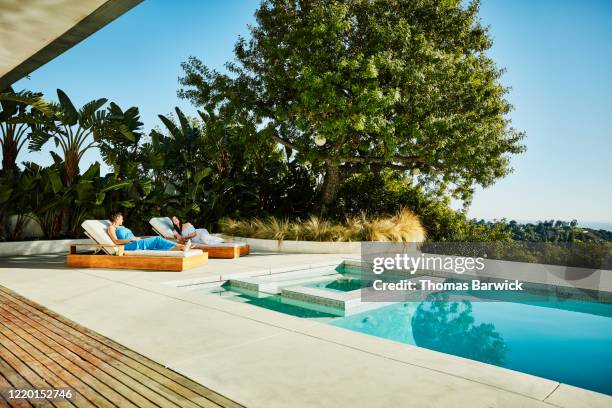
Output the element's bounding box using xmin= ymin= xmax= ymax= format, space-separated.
xmin=0 ymin=345 xmax=89 ymax=408
xmin=0 ymin=311 xmax=157 ymax=408
xmin=0 ymin=383 xmax=11 ymax=408
xmin=0 ymin=288 xmax=241 ymax=408
xmin=0 ymin=322 xmax=116 ymax=408
xmin=0 ymin=344 xmax=76 ymax=408
xmin=0 ymin=286 xmax=242 ymax=408
xmin=0 ymin=360 xmax=34 ymax=408
xmin=0 ymin=293 xmax=225 ymax=408
xmin=0 ymin=302 xmax=202 ymax=408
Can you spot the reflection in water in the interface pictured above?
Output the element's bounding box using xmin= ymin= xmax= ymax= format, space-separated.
xmin=411 ymin=293 xmax=509 ymax=365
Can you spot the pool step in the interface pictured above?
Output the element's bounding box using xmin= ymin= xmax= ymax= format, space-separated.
xmin=228 ymin=268 xmax=342 ymax=294
xmin=281 ymin=286 xmax=361 ymax=313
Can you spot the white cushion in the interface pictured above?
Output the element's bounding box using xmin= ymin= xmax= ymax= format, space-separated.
xmin=149 ymin=217 xmax=175 ymax=239
xmin=124 ymin=249 xmax=204 ymax=258
xmin=197 ymin=242 xmax=246 ymax=248
xmin=82 ymin=219 xmax=118 ymax=255
xmin=149 ymin=217 xmax=247 ymax=248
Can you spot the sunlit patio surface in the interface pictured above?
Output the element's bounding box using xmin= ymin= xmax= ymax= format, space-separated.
xmin=0 ymin=252 xmax=610 ymax=408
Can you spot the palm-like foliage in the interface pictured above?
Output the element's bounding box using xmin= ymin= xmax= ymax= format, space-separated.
xmin=0 ymin=88 xmax=53 ymax=173
xmin=97 ymin=102 xmax=143 ymax=177
xmin=149 ymin=107 xmax=213 ymax=217
xmin=19 ymin=162 xmax=66 ymax=238
xmin=28 ymin=89 xmax=111 ymax=186
xmin=18 ymin=89 xmax=147 ymax=236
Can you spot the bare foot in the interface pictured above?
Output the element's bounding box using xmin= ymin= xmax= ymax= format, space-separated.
xmin=183 ymin=240 xmax=192 ymax=251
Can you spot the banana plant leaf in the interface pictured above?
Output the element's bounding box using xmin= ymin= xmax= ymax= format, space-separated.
xmin=100 ymin=179 xmax=133 ymax=193
xmin=0 ymin=188 xmax=12 ymax=204
xmin=81 ymin=162 xmax=101 ymax=179
xmin=56 ymin=89 xmax=78 ymax=125
xmin=47 ymin=170 xmax=63 ymax=194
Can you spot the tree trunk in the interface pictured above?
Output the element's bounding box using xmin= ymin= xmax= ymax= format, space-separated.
xmin=60 ymin=149 xmax=80 ymax=236
xmin=1 ymin=126 xmax=18 ymax=172
xmin=64 ymin=149 xmax=79 ymax=187
xmin=321 ymin=161 xmax=340 ymax=207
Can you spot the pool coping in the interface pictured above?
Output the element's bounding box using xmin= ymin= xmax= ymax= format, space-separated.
xmin=0 ymin=253 xmax=610 ymax=407
xmin=168 ymin=258 xmax=612 ymax=406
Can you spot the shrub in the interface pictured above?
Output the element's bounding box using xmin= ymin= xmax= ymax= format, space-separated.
xmin=219 ymin=208 xmax=426 ymax=242
xmin=331 ymin=172 xmax=511 ymax=242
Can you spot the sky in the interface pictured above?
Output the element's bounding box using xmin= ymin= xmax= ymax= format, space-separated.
xmin=12 ymin=0 xmax=612 ymax=224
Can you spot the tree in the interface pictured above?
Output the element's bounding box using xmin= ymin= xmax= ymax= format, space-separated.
xmin=179 ymin=0 xmax=526 ymax=208
xmin=149 ymin=107 xmax=214 ymax=219
xmin=412 ymin=293 xmax=509 ymax=365
xmin=97 ymin=102 xmax=145 ymax=181
xmin=28 ymin=89 xmax=117 ymax=186
xmin=0 ymin=88 xmax=52 ymax=173
xmin=26 ymin=89 xmax=142 ymax=234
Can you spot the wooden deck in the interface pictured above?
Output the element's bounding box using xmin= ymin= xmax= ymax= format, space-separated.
xmin=0 ymin=286 xmax=243 ymax=408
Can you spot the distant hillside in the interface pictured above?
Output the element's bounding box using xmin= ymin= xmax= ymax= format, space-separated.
xmin=474 ymin=219 xmax=612 ymax=242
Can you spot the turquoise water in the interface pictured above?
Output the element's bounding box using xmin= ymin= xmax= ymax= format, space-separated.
xmin=203 ymin=278 xmax=612 ymax=395
xmin=333 ymin=291 xmax=612 ymax=395
xmin=306 ymin=277 xmax=364 ymax=292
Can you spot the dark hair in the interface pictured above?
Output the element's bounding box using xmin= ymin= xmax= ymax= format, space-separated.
xmin=172 ymin=216 xmax=183 ymax=236
xmin=110 ymin=212 xmax=123 ymax=223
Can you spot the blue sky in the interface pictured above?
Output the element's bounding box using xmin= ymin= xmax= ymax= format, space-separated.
xmin=13 ymin=0 xmax=612 ymax=223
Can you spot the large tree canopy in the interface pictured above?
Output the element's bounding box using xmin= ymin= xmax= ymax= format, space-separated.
xmin=178 ymin=0 xmax=526 ymax=207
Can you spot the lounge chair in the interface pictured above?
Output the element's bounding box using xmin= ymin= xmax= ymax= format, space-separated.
xmin=149 ymin=217 xmax=249 ymax=259
xmin=66 ymin=220 xmax=208 ymax=271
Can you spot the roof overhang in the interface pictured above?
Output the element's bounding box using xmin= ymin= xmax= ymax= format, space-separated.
xmin=0 ymin=0 xmax=143 ymax=90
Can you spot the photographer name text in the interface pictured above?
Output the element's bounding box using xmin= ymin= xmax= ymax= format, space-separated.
xmin=373 ymin=279 xmax=524 ymax=291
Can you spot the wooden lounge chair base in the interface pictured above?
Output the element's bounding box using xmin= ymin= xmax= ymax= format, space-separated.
xmin=67 ymin=253 xmax=208 ymax=271
xmin=67 ymin=244 xmax=208 ymax=271
xmin=204 ymin=244 xmax=250 ymax=259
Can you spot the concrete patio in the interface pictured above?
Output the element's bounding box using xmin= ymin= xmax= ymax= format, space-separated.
xmin=0 ymin=252 xmax=610 ymax=408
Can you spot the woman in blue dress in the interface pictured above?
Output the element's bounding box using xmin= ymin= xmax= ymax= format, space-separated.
xmin=108 ymin=213 xmax=192 ymax=251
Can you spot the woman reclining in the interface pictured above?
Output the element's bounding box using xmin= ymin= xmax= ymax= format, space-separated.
xmin=171 ymin=216 xmax=226 ymax=245
xmin=108 ymin=212 xmax=194 ymax=251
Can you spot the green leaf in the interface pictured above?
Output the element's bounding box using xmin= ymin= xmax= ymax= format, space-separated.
xmin=118 ymin=200 xmax=136 ymax=208
xmin=0 ymin=188 xmax=12 ymax=204
xmin=50 ymin=151 xmax=63 ymax=165
xmin=0 ymin=90 xmax=54 ymax=117
xmin=175 ymin=107 xmax=194 ymax=141
xmin=79 ymin=98 xmax=107 ymax=128
xmin=158 ymin=114 xmax=183 ymax=141
xmin=139 ymin=179 xmax=153 ymax=196
xmin=100 ymin=180 xmax=133 ymax=193
xmin=95 ymin=192 xmax=106 ymax=205
xmin=194 ymin=167 xmax=212 ymax=185
xmin=56 ymin=89 xmax=78 ymax=125
xmin=28 ymin=129 xmax=54 ymax=152
xmin=48 ymin=170 xmax=63 ymax=193
xmin=82 ymin=162 xmax=101 ymax=179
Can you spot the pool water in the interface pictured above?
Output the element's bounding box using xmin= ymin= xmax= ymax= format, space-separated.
xmin=333 ymin=291 xmax=612 ymax=395
xmin=198 ymin=271 xmax=612 ymax=395
xmin=306 ymin=277 xmax=364 ymax=292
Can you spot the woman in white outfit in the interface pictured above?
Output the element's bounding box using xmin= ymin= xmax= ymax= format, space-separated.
xmin=171 ymin=216 xmax=225 ymax=245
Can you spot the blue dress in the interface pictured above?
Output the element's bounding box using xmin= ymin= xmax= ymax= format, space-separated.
xmin=115 ymin=226 xmax=176 ymax=251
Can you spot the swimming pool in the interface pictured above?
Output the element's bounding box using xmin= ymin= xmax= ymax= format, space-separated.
xmin=197 ymin=269 xmax=612 ymax=395
xmin=333 ymin=291 xmax=612 ymax=395
xmin=305 ymin=277 xmax=364 ymax=292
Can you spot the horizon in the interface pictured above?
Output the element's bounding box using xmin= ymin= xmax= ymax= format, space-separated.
xmin=12 ymin=0 xmax=612 ymax=223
